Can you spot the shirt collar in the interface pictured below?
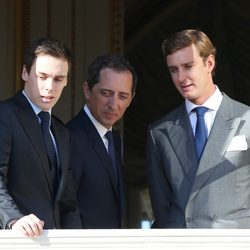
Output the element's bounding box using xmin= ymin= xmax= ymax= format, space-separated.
xmin=185 ymin=85 xmax=223 ymax=114
xmin=83 ymin=105 xmax=111 ymax=138
xmin=22 ymin=90 xmax=52 ymax=116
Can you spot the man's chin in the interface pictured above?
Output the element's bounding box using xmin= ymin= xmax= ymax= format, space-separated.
xmin=40 ymin=103 xmax=54 ymax=111
xmin=102 ymin=120 xmax=114 ymax=129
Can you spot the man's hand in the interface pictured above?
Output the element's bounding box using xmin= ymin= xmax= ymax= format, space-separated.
xmin=11 ymin=214 xmax=44 ymax=238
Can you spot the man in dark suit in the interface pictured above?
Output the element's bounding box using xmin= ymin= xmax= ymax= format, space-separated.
xmin=147 ymin=29 xmax=250 ymax=228
xmin=67 ymin=54 xmax=137 ymax=228
xmin=0 ymin=38 xmax=81 ymax=237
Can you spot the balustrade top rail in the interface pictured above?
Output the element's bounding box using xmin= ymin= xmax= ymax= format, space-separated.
xmin=1 ymin=229 xmax=250 ymax=249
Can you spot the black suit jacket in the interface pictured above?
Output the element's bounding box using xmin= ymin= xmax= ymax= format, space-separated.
xmin=0 ymin=91 xmax=81 ymax=229
xmin=67 ymin=109 xmax=124 ymax=228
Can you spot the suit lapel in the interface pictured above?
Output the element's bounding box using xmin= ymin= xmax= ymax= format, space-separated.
xmin=189 ymin=94 xmax=241 ymax=201
xmin=51 ymin=117 xmax=67 ymax=198
xmin=13 ymin=92 xmax=54 ymax=196
xmin=81 ymin=110 xmax=119 ymax=196
xmin=167 ymin=104 xmax=198 ymax=184
xmin=112 ymin=131 xmax=124 ymax=221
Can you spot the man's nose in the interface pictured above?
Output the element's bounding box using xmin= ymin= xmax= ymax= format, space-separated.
xmin=178 ymin=69 xmax=186 ymax=82
xmin=45 ymin=79 xmax=53 ymax=90
xmin=108 ymin=96 xmax=118 ymax=109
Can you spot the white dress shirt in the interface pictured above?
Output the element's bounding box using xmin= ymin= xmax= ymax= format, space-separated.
xmin=22 ymin=90 xmax=59 ymax=162
xmin=84 ymin=105 xmax=111 ymax=152
xmin=185 ymin=86 xmax=223 ymax=137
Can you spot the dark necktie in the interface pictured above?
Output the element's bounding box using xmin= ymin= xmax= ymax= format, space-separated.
xmin=105 ymin=130 xmax=118 ymax=184
xmin=105 ymin=131 xmax=124 ymax=224
xmin=38 ymin=111 xmax=58 ymax=194
xmin=194 ymin=107 xmax=208 ymax=160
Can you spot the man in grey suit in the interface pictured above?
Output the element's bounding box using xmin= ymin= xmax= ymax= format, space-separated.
xmin=147 ymin=29 xmax=250 ymax=228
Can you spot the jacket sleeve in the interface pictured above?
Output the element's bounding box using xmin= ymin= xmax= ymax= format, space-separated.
xmin=59 ymin=161 xmax=81 ymax=229
xmin=0 ymin=107 xmax=23 ymax=228
xmin=146 ymin=126 xmax=172 ymax=228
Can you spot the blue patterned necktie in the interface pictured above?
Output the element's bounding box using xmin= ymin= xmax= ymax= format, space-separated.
xmin=105 ymin=130 xmax=118 ymax=184
xmin=38 ymin=111 xmax=58 ymax=194
xmin=194 ymin=107 xmax=208 ymax=160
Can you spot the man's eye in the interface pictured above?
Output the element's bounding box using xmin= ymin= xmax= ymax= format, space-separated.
xmin=101 ymin=90 xmax=111 ymax=96
xmin=120 ymin=95 xmax=129 ymax=100
xmin=169 ymin=68 xmax=177 ymax=74
xmin=55 ymin=78 xmax=63 ymax=82
xmin=39 ymin=76 xmax=46 ymax=80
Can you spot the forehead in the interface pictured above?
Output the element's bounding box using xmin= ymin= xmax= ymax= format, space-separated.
xmin=33 ymin=55 xmax=69 ymax=74
xmin=96 ymin=68 xmax=133 ymax=93
xmin=166 ymin=44 xmax=200 ymax=66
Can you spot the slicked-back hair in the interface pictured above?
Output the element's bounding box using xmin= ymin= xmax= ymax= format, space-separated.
xmin=23 ymin=37 xmax=72 ymax=74
xmin=86 ymin=54 xmax=137 ymax=95
xmin=162 ymin=29 xmax=216 ymax=72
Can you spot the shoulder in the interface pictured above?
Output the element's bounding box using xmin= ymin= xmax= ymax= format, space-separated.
xmin=66 ymin=110 xmax=96 ymax=141
xmin=0 ymin=93 xmax=26 ymax=121
xmin=51 ymin=115 xmax=69 ymax=134
xmin=0 ymin=93 xmax=18 ymax=110
xmin=112 ymin=128 xmax=121 ymax=141
xmin=149 ymin=103 xmax=185 ymax=130
xmin=221 ymin=93 xmax=250 ymax=115
xmin=52 ymin=115 xmax=65 ymax=125
xmin=66 ymin=109 xmax=85 ymax=131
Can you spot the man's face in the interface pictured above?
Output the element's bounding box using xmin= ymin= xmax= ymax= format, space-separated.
xmin=84 ymin=68 xmax=134 ymax=129
xmin=166 ymin=44 xmax=215 ymax=105
xmin=22 ymin=54 xmax=68 ymax=111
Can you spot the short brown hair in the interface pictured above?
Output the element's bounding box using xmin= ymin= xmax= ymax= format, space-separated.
xmin=23 ymin=37 xmax=71 ymax=74
xmin=162 ymin=29 xmax=216 ymax=64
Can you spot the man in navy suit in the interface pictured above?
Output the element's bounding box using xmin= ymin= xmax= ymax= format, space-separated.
xmin=67 ymin=54 xmax=137 ymax=228
xmin=147 ymin=29 xmax=250 ymax=228
xmin=0 ymin=38 xmax=81 ymax=237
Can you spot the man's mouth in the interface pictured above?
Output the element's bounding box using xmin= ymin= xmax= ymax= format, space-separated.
xmin=41 ymin=96 xmax=53 ymax=102
xmin=181 ymin=84 xmax=193 ymax=92
xmin=104 ymin=112 xmax=117 ymax=119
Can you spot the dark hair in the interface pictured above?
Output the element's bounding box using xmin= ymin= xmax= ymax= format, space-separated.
xmin=162 ymin=29 xmax=216 ymax=72
xmin=86 ymin=54 xmax=137 ymax=95
xmin=23 ymin=37 xmax=72 ymax=74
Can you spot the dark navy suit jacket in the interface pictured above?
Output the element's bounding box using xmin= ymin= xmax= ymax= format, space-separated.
xmin=0 ymin=91 xmax=81 ymax=229
xmin=67 ymin=109 xmax=124 ymax=229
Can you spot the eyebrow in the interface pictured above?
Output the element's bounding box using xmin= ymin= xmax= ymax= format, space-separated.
xmin=101 ymin=88 xmax=131 ymax=96
xmin=168 ymin=61 xmax=194 ymax=68
xmin=37 ymin=72 xmax=67 ymax=78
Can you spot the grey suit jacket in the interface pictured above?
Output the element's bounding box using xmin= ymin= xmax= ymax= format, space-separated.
xmin=147 ymin=93 xmax=250 ymax=228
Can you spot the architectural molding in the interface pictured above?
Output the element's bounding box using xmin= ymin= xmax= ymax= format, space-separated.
xmin=1 ymin=229 xmax=250 ymax=249
xmin=15 ymin=0 xmax=25 ymax=91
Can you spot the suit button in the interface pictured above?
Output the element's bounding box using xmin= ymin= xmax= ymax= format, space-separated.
xmin=212 ymin=214 xmax=218 ymax=219
xmin=185 ymin=217 xmax=191 ymax=222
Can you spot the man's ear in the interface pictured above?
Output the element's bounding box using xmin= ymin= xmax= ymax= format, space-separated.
xmin=206 ymin=54 xmax=215 ymax=72
xmin=82 ymin=81 xmax=91 ymax=100
xmin=21 ymin=65 xmax=28 ymax=81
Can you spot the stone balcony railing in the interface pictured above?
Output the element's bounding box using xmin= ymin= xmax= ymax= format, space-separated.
xmin=1 ymin=229 xmax=250 ymax=249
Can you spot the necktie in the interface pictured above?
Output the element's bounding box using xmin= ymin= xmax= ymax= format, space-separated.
xmin=105 ymin=130 xmax=118 ymax=184
xmin=105 ymin=130 xmax=124 ymax=224
xmin=194 ymin=107 xmax=208 ymax=160
xmin=38 ymin=111 xmax=58 ymax=194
